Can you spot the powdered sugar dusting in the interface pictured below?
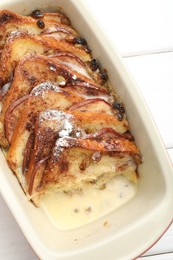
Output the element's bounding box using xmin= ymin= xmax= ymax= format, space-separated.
xmin=75 ymin=128 xmax=84 ymax=138
xmin=39 ymin=110 xmax=85 ymax=140
xmin=53 ymin=137 xmax=77 ymax=158
xmin=39 ymin=109 xmax=73 ymax=122
xmin=31 ymin=82 xmax=61 ymax=96
xmin=37 ymin=109 xmax=88 ymax=159
xmin=39 ymin=110 xmax=86 ymax=159
xmin=1 ymin=82 xmax=12 ymax=96
xmin=39 ymin=110 xmax=74 ymax=137
xmin=72 ymin=74 xmax=77 ymax=80
xmin=59 ymin=120 xmax=73 ymax=138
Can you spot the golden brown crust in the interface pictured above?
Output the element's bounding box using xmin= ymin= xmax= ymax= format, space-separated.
xmin=69 ymin=111 xmax=128 ymax=133
xmin=40 ymin=12 xmax=71 ymax=25
xmin=39 ymin=143 xmax=140 ymax=195
xmin=0 ymin=33 xmax=91 ymax=88
xmin=0 ymin=9 xmax=76 ymax=48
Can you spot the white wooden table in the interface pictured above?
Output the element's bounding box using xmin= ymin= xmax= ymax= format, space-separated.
xmin=0 ymin=0 xmax=173 ymax=259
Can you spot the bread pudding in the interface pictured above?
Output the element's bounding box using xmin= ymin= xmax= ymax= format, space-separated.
xmin=0 ymin=8 xmax=141 ymax=226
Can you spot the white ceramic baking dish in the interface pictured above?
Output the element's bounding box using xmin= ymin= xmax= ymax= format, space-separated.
xmin=0 ymin=0 xmax=173 ymax=259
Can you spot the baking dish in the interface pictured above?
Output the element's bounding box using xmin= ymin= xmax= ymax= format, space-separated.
xmin=0 ymin=0 xmax=173 ymax=259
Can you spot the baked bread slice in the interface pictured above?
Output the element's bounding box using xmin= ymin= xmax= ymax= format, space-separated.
xmin=0 ymin=9 xmax=77 ymax=49
xmin=1 ymin=52 xmax=108 ymax=118
xmin=23 ymin=109 xmax=129 ymax=195
xmin=69 ymin=98 xmax=117 ymax=115
xmin=7 ymin=83 xmax=84 ymax=180
xmin=33 ymin=133 xmax=140 ymax=201
xmin=0 ymin=32 xmax=91 ymax=88
xmin=32 ymin=11 xmax=71 ymax=25
xmin=69 ymin=111 xmax=128 ymax=134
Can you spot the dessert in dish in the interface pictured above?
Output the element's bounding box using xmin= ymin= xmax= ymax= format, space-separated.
xmin=0 ymin=8 xmax=141 ymax=227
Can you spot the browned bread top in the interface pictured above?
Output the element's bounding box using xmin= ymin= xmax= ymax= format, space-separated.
xmin=0 ymin=9 xmax=76 ymax=48
xmin=7 ymin=83 xmax=84 ymax=171
xmin=36 ymin=134 xmax=140 ymax=196
xmin=0 ymin=32 xmax=91 ymax=88
xmin=0 ymin=9 xmax=70 ymax=25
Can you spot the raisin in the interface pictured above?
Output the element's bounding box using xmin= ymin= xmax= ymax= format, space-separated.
xmin=37 ymin=20 xmax=45 ymax=29
xmin=112 ymin=102 xmax=125 ymax=113
xmin=99 ymin=70 xmax=108 ymax=83
xmin=31 ymin=9 xmax=44 ymax=19
xmin=74 ymin=37 xmax=87 ymax=45
xmin=89 ymin=59 xmax=99 ymax=71
xmin=73 ymin=37 xmax=91 ymax=53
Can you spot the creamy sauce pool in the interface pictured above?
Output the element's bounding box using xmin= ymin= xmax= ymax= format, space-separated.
xmin=41 ymin=176 xmax=137 ymax=230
